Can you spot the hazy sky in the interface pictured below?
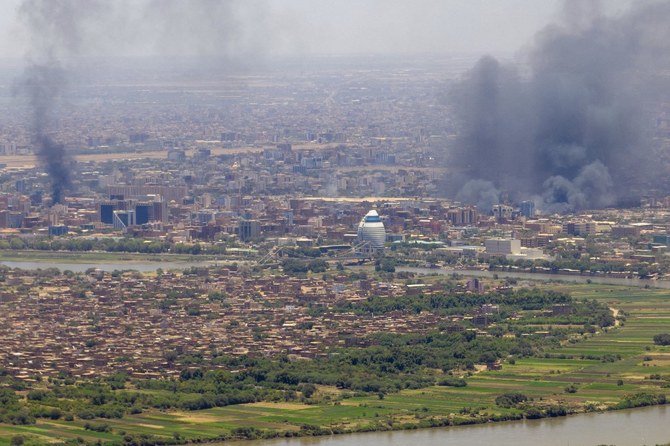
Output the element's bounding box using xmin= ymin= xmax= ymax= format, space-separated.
xmin=0 ymin=0 xmax=638 ymax=59
xmin=0 ymin=0 xmax=560 ymax=58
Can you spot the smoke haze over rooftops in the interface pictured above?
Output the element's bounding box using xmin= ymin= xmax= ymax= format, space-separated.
xmin=8 ymin=0 xmax=660 ymax=209
xmin=446 ymin=0 xmax=670 ymax=213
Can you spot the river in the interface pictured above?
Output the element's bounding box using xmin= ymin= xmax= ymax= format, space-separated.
xmin=5 ymin=259 xmax=669 ymax=289
xmin=226 ymin=405 xmax=670 ymax=446
xmin=398 ymin=266 xmax=670 ymax=290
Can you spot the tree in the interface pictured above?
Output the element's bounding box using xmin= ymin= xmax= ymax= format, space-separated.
xmin=495 ymin=392 xmax=528 ymax=408
xmin=375 ymin=257 xmax=396 ymax=273
xmin=299 ymin=383 xmax=317 ymax=398
xmin=282 ymin=259 xmax=309 ymax=274
xmin=9 ymin=238 xmax=25 ymax=250
xmin=308 ymin=259 xmax=328 ymax=273
xmin=653 ymin=333 xmax=670 ymax=346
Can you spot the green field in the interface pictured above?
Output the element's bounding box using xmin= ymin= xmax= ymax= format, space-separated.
xmin=3 ymin=283 xmax=670 ymax=445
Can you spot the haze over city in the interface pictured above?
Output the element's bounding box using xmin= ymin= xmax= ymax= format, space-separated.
xmin=1 ymin=1 xmax=670 ymax=446
xmin=0 ymin=0 xmax=574 ymax=59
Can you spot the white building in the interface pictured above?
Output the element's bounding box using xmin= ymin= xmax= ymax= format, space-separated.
xmin=484 ymin=238 xmax=521 ymax=255
xmin=357 ymin=209 xmax=386 ymax=251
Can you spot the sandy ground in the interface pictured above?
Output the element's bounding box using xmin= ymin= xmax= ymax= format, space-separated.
xmin=1 ymin=144 xmax=450 ymax=173
xmin=610 ymin=307 xmax=620 ymax=326
xmin=0 ymin=143 xmax=337 ymax=169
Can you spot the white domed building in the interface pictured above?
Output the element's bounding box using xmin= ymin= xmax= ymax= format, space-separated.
xmin=357 ymin=209 xmax=386 ymax=253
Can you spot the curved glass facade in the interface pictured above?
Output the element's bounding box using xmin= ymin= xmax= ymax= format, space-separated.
xmin=357 ymin=210 xmax=386 ymax=249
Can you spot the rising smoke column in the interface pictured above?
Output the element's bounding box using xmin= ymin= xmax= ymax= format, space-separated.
xmin=20 ymin=63 xmax=70 ymax=204
xmin=448 ymin=1 xmax=670 ymax=212
xmin=15 ymin=0 xmax=272 ymax=205
xmin=17 ymin=0 xmax=106 ymax=204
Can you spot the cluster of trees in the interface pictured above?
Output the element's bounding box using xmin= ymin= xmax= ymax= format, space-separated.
xmin=437 ymin=377 xmax=467 ymax=387
xmin=375 ymin=257 xmax=397 ymax=273
xmin=281 ymin=259 xmax=328 ymax=274
xmin=281 ymin=247 xmax=323 ymax=258
xmin=654 ymin=333 xmax=670 ymax=346
xmin=491 ymin=391 xmax=667 ymax=420
xmin=616 ymin=392 xmax=666 ymax=409
xmin=0 ymin=388 xmax=34 ymax=425
xmin=0 ymin=236 xmax=223 ymax=255
xmin=2 ymin=325 xmax=664 ymax=437
xmin=495 ymin=392 xmax=528 ymax=408
xmin=334 ymin=288 xmax=614 ymax=328
xmin=1 ymin=327 xmax=565 ymax=425
xmin=486 ymin=253 xmax=668 ymax=278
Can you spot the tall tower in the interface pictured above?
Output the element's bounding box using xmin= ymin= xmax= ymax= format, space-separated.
xmin=520 ymin=200 xmax=536 ymax=218
xmin=357 ymin=210 xmax=386 ymax=252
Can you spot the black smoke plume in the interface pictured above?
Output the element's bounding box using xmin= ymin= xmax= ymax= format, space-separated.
xmin=447 ymin=1 xmax=670 ymax=213
xmin=20 ymin=64 xmax=70 ymax=204
xmin=16 ymin=0 xmax=273 ymax=204
xmin=16 ymin=0 xmax=104 ymax=204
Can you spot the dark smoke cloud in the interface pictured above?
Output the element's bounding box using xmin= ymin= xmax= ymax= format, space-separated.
xmin=19 ymin=64 xmax=70 ymax=204
xmin=456 ymin=179 xmax=500 ymax=212
xmin=17 ymin=0 xmax=106 ymax=204
xmin=16 ymin=0 xmax=273 ymax=203
xmin=447 ymin=1 xmax=670 ymax=213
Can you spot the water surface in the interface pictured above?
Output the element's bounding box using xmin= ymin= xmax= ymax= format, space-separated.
xmin=226 ymin=405 xmax=670 ymax=446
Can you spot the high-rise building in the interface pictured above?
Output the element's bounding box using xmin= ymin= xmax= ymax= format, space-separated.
xmin=492 ymin=204 xmax=514 ymax=221
xmin=564 ymin=221 xmax=597 ymax=236
xmin=100 ymin=202 xmax=116 ymax=224
xmin=447 ymin=206 xmax=478 ymax=226
xmin=239 ymin=219 xmax=261 ymax=241
xmin=113 ymin=210 xmax=135 ymax=231
xmin=134 ymin=203 xmax=152 ymax=225
xmin=357 ymin=210 xmax=386 ymax=251
xmin=152 ymin=199 xmax=167 ymax=223
xmin=520 ymin=200 xmax=536 ymax=218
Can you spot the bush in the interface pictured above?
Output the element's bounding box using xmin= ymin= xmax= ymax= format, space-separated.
xmin=84 ymin=422 xmax=111 ymax=433
xmin=545 ymin=405 xmax=568 ymax=417
xmin=437 ymin=377 xmax=467 ymax=387
xmin=617 ymin=392 xmax=666 ymax=409
xmin=654 ymin=333 xmax=670 ymax=346
xmin=27 ymin=390 xmax=48 ymax=401
xmin=564 ymin=384 xmax=578 ymax=394
xmin=495 ymin=392 xmax=528 ymax=408
xmin=298 ymin=383 xmax=317 ymax=399
xmin=524 ymin=408 xmax=543 ymax=419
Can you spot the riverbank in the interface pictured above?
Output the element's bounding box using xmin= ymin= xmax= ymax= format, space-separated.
xmin=222 ymin=404 xmax=670 ymax=446
xmin=0 ymin=249 xmax=238 ymax=272
xmin=398 ymin=265 xmax=670 ymax=289
xmin=0 ymin=249 xmax=214 ymax=264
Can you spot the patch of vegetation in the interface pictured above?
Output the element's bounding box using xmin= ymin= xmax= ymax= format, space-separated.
xmin=653 ymin=333 xmax=670 ymax=346
xmin=2 ymin=283 xmax=670 ymax=443
xmin=495 ymin=392 xmax=528 ymax=408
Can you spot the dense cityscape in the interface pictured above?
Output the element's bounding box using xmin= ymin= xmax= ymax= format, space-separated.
xmin=1 ymin=1 xmax=670 ymax=445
